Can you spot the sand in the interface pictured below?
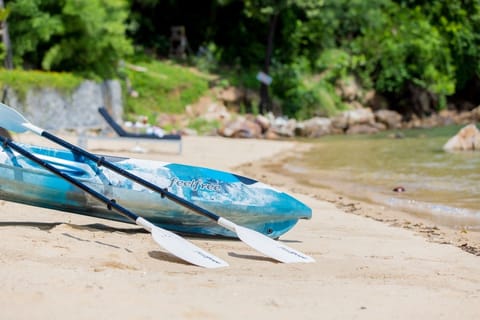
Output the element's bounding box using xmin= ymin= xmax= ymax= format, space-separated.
xmin=0 ymin=133 xmax=479 ymax=320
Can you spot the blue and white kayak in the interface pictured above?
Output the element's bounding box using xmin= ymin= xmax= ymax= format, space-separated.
xmin=0 ymin=143 xmax=312 ymax=238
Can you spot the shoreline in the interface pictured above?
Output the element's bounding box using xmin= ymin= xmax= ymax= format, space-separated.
xmin=234 ymin=140 xmax=480 ymax=256
xmin=1 ymin=134 xmax=479 ymax=319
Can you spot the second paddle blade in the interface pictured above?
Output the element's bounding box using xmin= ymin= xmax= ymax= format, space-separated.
xmin=151 ymin=226 xmax=229 ymax=268
xmin=234 ymin=225 xmax=315 ymax=264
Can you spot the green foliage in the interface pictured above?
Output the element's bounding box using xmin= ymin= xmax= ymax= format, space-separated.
xmin=270 ymin=57 xmax=346 ymax=119
xmin=0 ymin=7 xmax=7 ymax=62
xmin=285 ymin=0 xmax=389 ymax=60
xmin=4 ymin=0 xmax=480 ymax=119
xmin=0 ymin=68 xmax=83 ymax=99
xmin=123 ymin=58 xmax=209 ymax=120
xmin=0 ymin=44 xmax=5 ymax=63
xmin=243 ymin=0 xmax=291 ymax=20
xmin=407 ymin=1 xmax=480 ymax=91
xmin=350 ymin=4 xmax=456 ymax=98
xmin=210 ymin=64 xmax=258 ymax=93
xmin=291 ymin=82 xmax=343 ymax=120
xmin=263 ymin=0 xmax=463 ymax=114
xmin=314 ymin=49 xmax=352 ymax=80
xmin=6 ymin=0 xmax=63 ymax=64
xmin=7 ymin=0 xmax=133 ymax=78
xmin=187 ymin=117 xmax=221 ymax=135
xmin=192 ymin=42 xmax=223 ymax=73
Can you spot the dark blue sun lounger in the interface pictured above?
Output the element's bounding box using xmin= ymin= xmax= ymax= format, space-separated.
xmin=98 ymin=107 xmax=182 ymax=153
xmin=98 ymin=107 xmax=182 ymax=141
xmin=79 ymin=107 xmax=182 ymax=154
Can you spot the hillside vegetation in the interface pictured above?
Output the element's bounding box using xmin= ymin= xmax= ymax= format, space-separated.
xmin=2 ymin=1 xmax=480 ymax=120
xmin=122 ymin=59 xmax=210 ymax=120
xmin=0 ymin=69 xmax=83 ymax=99
xmin=0 ymin=59 xmax=211 ymax=124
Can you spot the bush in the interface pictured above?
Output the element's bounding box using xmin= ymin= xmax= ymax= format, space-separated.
xmin=270 ymin=55 xmax=348 ymax=119
xmin=349 ymin=4 xmax=456 ymax=102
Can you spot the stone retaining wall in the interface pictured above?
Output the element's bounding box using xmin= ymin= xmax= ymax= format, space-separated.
xmin=2 ymin=80 xmax=122 ymax=132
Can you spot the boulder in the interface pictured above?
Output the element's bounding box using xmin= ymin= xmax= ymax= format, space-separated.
xmin=331 ymin=112 xmax=349 ymax=131
xmin=374 ymin=109 xmax=403 ymax=129
xmin=337 ymin=76 xmax=362 ymax=101
xmin=271 ymin=117 xmax=297 ymax=137
xmin=404 ymin=114 xmax=423 ymax=129
xmin=218 ymin=117 xmax=262 ymax=139
xmin=372 ymin=121 xmax=387 ymax=131
xmin=421 ymin=114 xmax=446 ymax=128
xmin=470 ymin=106 xmax=480 ymax=121
xmin=202 ymin=103 xmax=232 ymax=122
xmin=264 ymin=128 xmax=280 ymax=140
xmin=443 ymin=124 xmax=480 ymax=151
xmin=255 ymin=114 xmax=271 ymax=133
xmin=345 ymin=108 xmax=375 ymax=126
xmin=365 ymin=91 xmax=389 ymax=110
xmin=216 ymin=86 xmax=243 ymax=104
xmin=438 ymin=110 xmax=457 ymax=126
xmin=454 ymin=111 xmax=475 ymax=125
xmin=346 ymin=101 xmax=364 ymax=110
xmin=297 ymin=117 xmax=332 ymax=138
xmin=346 ymin=123 xmax=380 ymax=135
xmin=157 ymin=113 xmax=186 ymax=129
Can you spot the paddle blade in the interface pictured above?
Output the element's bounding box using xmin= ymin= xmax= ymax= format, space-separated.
xmin=151 ymin=226 xmax=228 ymax=268
xmin=235 ymin=225 xmax=315 ymax=263
xmin=0 ymin=103 xmax=30 ymax=133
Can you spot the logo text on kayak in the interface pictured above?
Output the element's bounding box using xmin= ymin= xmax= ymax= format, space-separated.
xmin=169 ymin=178 xmax=222 ymax=192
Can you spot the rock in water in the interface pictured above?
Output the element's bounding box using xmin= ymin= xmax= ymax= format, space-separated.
xmin=443 ymin=124 xmax=480 ymax=151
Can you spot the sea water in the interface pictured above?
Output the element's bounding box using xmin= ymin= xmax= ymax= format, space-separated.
xmin=287 ymin=125 xmax=480 ymax=230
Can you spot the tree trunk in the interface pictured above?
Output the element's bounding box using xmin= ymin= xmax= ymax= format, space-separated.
xmin=259 ymin=12 xmax=279 ymax=114
xmin=0 ymin=0 xmax=13 ymax=69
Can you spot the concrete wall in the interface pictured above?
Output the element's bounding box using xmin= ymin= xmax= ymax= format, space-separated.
xmin=2 ymin=80 xmax=123 ymax=132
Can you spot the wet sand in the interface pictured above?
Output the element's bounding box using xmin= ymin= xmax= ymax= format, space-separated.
xmin=235 ymin=143 xmax=480 ymax=257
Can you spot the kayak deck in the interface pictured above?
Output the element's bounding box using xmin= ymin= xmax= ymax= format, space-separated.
xmin=0 ymin=143 xmax=312 ymax=238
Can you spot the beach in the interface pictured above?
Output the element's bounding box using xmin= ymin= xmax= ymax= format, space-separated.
xmin=1 ymin=133 xmax=479 ymax=320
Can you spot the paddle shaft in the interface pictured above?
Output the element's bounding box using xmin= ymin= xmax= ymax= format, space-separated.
xmin=42 ymin=131 xmax=223 ymax=223
xmin=0 ymin=102 xmax=314 ymax=264
xmin=1 ymin=137 xmax=141 ymax=224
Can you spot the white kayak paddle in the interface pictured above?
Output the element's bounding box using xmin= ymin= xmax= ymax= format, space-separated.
xmin=0 ymin=103 xmax=314 ymax=264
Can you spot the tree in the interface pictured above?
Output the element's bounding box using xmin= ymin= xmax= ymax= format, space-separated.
xmin=6 ymin=0 xmax=133 ymax=78
xmin=0 ymin=0 xmax=12 ymax=68
xmin=242 ymin=0 xmax=287 ymax=114
xmin=399 ymin=0 xmax=480 ymax=92
xmin=280 ymin=0 xmax=458 ymax=115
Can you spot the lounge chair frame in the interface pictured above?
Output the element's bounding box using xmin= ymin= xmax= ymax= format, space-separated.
xmin=78 ymin=107 xmax=182 ymax=154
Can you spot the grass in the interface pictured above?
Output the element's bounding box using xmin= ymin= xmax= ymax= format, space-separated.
xmin=0 ymin=61 xmax=219 ymax=132
xmin=123 ymin=59 xmax=210 ymax=122
xmin=0 ymin=60 xmax=211 ymax=123
xmin=0 ymin=68 xmax=83 ymax=100
xmin=187 ymin=117 xmax=221 ymax=135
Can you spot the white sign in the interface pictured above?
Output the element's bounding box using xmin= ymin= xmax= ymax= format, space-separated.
xmin=256 ymin=71 xmax=273 ymax=85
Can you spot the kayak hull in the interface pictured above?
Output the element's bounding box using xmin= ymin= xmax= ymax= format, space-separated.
xmin=0 ymin=143 xmax=312 ymax=238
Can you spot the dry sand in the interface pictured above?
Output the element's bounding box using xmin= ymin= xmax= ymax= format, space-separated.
xmin=0 ymin=133 xmax=479 ymax=320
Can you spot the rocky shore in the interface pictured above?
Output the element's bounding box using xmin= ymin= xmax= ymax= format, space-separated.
xmin=3 ymin=79 xmax=479 ymax=142
xmin=156 ymin=86 xmax=480 ymax=140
